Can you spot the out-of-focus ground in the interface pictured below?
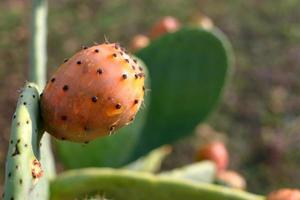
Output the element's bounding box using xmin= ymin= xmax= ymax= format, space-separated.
xmin=1 ymin=0 xmax=300 ymax=195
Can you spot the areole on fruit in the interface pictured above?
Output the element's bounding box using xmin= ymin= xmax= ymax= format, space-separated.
xmin=40 ymin=43 xmax=145 ymax=143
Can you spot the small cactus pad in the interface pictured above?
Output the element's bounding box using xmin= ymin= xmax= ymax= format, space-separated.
xmin=3 ymin=83 xmax=47 ymax=200
xmin=41 ymin=43 xmax=145 ymax=143
xmin=159 ymin=161 xmax=216 ymax=184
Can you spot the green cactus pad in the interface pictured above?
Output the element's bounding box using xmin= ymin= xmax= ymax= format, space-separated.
xmin=124 ymin=145 xmax=172 ymax=172
xmin=50 ymin=168 xmax=264 ymax=200
xmin=159 ymin=161 xmax=216 ymax=183
xmin=132 ymin=27 xmax=233 ymax=159
xmin=3 ymin=83 xmax=49 ymax=200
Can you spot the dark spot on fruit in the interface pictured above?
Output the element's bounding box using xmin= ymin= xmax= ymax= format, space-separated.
xmin=134 ymin=99 xmax=139 ymax=104
xmin=115 ymin=103 xmax=122 ymax=109
xmin=16 ymin=165 xmax=19 ymax=169
xmin=10 ymin=140 xmax=13 ymax=144
xmin=132 ymin=65 xmax=136 ymax=70
xmin=63 ymin=85 xmax=69 ymax=91
xmin=94 ymin=49 xmax=99 ymax=53
xmin=120 ymin=52 xmax=124 ymax=55
xmin=12 ymin=144 xmax=20 ymax=157
xmin=40 ymin=93 xmax=43 ymax=97
xmin=139 ymin=66 xmax=143 ymax=71
xmin=13 ymin=114 xmax=16 ymax=119
xmin=125 ymin=59 xmax=129 ymax=63
xmin=84 ymin=141 xmax=89 ymax=144
xmin=20 ymin=95 xmax=23 ymax=98
xmin=137 ymin=73 xmax=145 ymax=78
xmin=61 ymin=116 xmax=67 ymax=121
xmin=130 ymin=117 xmax=135 ymax=121
xmin=77 ymin=60 xmax=82 ymax=65
xmin=32 ymin=94 xmax=35 ymax=98
xmin=109 ymin=126 xmax=115 ymax=131
xmin=84 ymin=126 xmax=89 ymax=131
xmin=51 ymin=78 xmax=55 ymax=82
xmin=40 ymin=142 xmax=42 ymax=147
xmin=92 ymin=96 xmax=98 ymax=102
xmin=28 ymin=85 xmax=32 ymax=88
xmin=122 ymin=74 xmax=127 ymax=79
xmin=114 ymin=44 xmax=119 ymax=49
xmin=8 ymin=172 xmax=11 ymax=177
xmin=133 ymin=59 xmax=137 ymax=63
xmin=61 ymin=137 xmax=66 ymax=140
xmin=64 ymin=58 xmax=69 ymax=63
xmin=23 ymin=102 xmax=27 ymax=105
xmin=97 ymin=68 xmax=103 ymax=74
xmin=19 ymin=179 xmax=23 ymax=185
xmin=82 ymin=46 xmax=88 ymax=49
xmin=17 ymin=139 xmax=20 ymax=143
xmin=24 ymin=144 xmax=28 ymax=147
xmin=26 ymin=120 xmax=29 ymax=124
xmin=135 ymin=74 xmax=138 ymax=79
xmin=17 ymin=122 xmax=20 ymax=126
xmin=113 ymin=53 xmax=117 ymax=57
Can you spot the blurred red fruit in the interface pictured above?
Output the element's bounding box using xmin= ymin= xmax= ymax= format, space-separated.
xmin=130 ymin=34 xmax=150 ymax=52
xmin=267 ymin=189 xmax=300 ymax=200
xmin=196 ymin=141 xmax=229 ymax=171
xmin=216 ymin=170 xmax=246 ymax=190
xmin=150 ymin=16 xmax=181 ymax=39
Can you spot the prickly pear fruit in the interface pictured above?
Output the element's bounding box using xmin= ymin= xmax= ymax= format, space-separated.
xmin=267 ymin=188 xmax=300 ymax=200
xmin=130 ymin=34 xmax=150 ymax=52
xmin=189 ymin=13 xmax=214 ymax=30
xmin=196 ymin=141 xmax=229 ymax=172
xmin=40 ymin=43 xmax=145 ymax=143
xmin=216 ymin=170 xmax=246 ymax=190
xmin=150 ymin=16 xmax=181 ymax=39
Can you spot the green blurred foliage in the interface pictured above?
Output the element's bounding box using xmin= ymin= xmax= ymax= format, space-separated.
xmin=1 ymin=0 xmax=300 ymax=195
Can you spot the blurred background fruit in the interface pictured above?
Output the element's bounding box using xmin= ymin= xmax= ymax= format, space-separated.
xmin=130 ymin=34 xmax=150 ymax=52
xmin=196 ymin=141 xmax=229 ymax=172
xmin=216 ymin=170 xmax=247 ymax=190
xmin=149 ymin=16 xmax=181 ymax=39
xmin=189 ymin=13 xmax=214 ymax=30
xmin=267 ymin=189 xmax=300 ymax=200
